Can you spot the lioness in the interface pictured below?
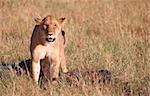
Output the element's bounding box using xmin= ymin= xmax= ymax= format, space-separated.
xmin=30 ymin=15 xmax=68 ymax=84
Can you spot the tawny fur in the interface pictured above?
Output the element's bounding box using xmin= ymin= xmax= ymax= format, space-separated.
xmin=30 ymin=15 xmax=68 ymax=84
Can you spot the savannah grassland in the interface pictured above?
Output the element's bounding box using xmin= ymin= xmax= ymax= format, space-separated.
xmin=0 ymin=0 xmax=150 ymax=96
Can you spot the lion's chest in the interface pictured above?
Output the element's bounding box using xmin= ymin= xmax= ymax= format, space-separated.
xmin=45 ymin=43 xmax=60 ymax=58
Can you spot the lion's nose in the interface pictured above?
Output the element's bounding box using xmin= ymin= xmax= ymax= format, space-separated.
xmin=48 ymin=34 xmax=53 ymax=36
xmin=47 ymin=34 xmax=53 ymax=38
xmin=46 ymin=33 xmax=55 ymax=42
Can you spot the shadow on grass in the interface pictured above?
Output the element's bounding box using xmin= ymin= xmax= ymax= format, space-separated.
xmin=0 ymin=60 xmax=149 ymax=95
xmin=0 ymin=59 xmax=112 ymax=85
xmin=0 ymin=59 xmax=32 ymax=76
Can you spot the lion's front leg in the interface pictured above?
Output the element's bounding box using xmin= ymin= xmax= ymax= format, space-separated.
xmin=60 ymin=53 xmax=68 ymax=73
xmin=50 ymin=56 xmax=61 ymax=83
xmin=32 ymin=45 xmax=46 ymax=84
xmin=32 ymin=60 xmax=41 ymax=84
xmin=60 ymin=47 xmax=68 ymax=73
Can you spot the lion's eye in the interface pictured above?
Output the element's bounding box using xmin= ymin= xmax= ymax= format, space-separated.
xmin=54 ymin=24 xmax=57 ymax=27
xmin=44 ymin=24 xmax=48 ymax=29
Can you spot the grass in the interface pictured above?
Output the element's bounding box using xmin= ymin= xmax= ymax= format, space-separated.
xmin=0 ymin=0 xmax=150 ymax=96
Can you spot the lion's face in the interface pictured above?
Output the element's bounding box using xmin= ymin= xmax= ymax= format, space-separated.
xmin=35 ymin=15 xmax=65 ymax=42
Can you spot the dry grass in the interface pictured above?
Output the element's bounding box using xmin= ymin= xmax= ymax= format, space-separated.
xmin=0 ymin=0 xmax=150 ymax=96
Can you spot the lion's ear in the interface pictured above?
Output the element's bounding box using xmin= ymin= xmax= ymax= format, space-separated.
xmin=58 ymin=17 xmax=66 ymax=25
xmin=34 ymin=17 xmax=42 ymax=25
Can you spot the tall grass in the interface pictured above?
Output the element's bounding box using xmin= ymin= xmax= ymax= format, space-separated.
xmin=0 ymin=0 xmax=150 ymax=96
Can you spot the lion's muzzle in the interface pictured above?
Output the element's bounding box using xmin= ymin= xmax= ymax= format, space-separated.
xmin=46 ymin=34 xmax=55 ymax=42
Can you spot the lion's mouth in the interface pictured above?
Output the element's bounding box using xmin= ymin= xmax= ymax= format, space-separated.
xmin=46 ymin=37 xmax=55 ymax=42
xmin=46 ymin=34 xmax=56 ymax=42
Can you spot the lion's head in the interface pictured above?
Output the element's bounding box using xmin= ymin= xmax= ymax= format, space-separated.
xmin=35 ymin=15 xmax=66 ymax=42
